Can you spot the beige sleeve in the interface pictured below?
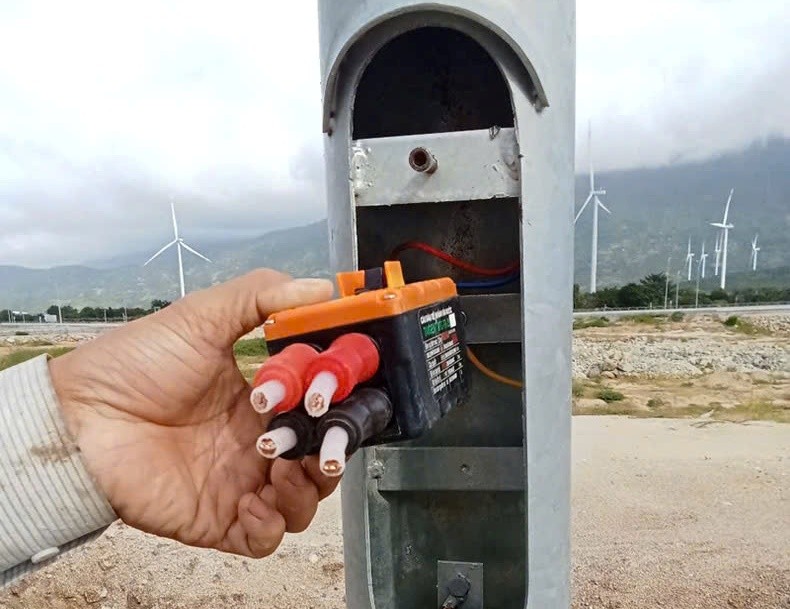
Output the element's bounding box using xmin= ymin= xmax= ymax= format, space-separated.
xmin=0 ymin=354 xmax=117 ymax=586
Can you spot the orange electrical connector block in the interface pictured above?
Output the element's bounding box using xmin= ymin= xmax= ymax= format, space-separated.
xmin=303 ymin=333 xmax=380 ymax=417
xmin=249 ymin=343 xmax=320 ymax=414
xmin=260 ymin=260 xmax=470 ymax=452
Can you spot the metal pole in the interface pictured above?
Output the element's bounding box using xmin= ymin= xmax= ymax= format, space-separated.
xmin=695 ymin=263 xmax=701 ymax=308
xmin=675 ymin=271 xmax=681 ymax=308
xmin=590 ymin=197 xmax=598 ymax=293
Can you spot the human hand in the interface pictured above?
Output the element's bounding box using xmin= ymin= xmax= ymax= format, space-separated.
xmin=49 ymin=270 xmax=337 ymax=558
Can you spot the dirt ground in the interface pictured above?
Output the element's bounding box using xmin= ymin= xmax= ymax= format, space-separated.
xmin=1 ymin=417 xmax=787 ymax=609
xmin=1 ymin=315 xmax=788 ymax=607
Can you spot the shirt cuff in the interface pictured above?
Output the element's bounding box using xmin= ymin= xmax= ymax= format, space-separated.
xmin=0 ymin=354 xmax=117 ymax=577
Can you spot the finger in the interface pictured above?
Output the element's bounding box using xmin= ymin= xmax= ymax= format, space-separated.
xmin=182 ymin=269 xmax=334 ymax=346
xmin=233 ymin=486 xmax=286 ymax=558
xmin=302 ymin=455 xmax=343 ymax=501
xmin=270 ymin=459 xmax=320 ymax=533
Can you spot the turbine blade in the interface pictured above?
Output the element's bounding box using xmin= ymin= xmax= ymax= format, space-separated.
xmin=171 ymin=201 xmax=179 ymax=239
xmin=597 ymin=198 xmax=611 ymax=214
xmin=574 ymin=193 xmax=593 ymax=224
xmin=180 ymin=241 xmax=211 ymax=262
xmin=588 ymin=121 xmax=594 ymax=191
xmin=143 ymin=240 xmax=177 ymax=266
xmin=723 ymin=188 xmax=734 ymax=223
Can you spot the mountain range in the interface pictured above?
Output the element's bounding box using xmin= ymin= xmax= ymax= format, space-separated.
xmin=1 ymin=138 xmax=788 ymax=312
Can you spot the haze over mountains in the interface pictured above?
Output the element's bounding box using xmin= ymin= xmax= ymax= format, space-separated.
xmin=2 ymin=138 xmax=788 ymax=312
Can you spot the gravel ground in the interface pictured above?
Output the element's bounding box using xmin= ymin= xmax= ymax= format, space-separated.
xmin=1 ymin=314 xmax=787 ymax=608
xmin=1 ymin=417 xmax=787 ymax=609
xmin=573 ymin=314 xmax=790 ymax=379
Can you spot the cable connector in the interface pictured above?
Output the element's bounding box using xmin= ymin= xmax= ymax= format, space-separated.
xmin=304 ymin=333 xmax=380 ymax=417
xmin=316 ymin=388 xmax=393 ymax=476
xmin=256 ymin=409 xmax=315 ymax=461
xmin=250 ymin=343 xmax=320 ymax=414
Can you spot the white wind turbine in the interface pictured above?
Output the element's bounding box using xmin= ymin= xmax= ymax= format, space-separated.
xmin=750 ymin=234 xmax=760 ymax=272
xmin=710 ymin=188 xmax=734 ymax=290
xmin=699 ymin=241 xmax=708 ymax=279
xmin=684 ymin=238 xmax=695 ymax=281
xmin=144 ymin=201 xmax=211 ymax=298
xmin=574 ymin=123 xmax=610 ymax=293
xmin=713 ymin=231 xmax=722 ymax=276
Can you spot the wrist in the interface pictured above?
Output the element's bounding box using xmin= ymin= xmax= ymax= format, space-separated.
xmin=0 ymin=355 xmax=116 ymax=576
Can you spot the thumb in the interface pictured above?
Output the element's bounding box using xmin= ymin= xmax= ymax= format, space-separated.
xmin=181 ymin=269 xmax=334 ymax=346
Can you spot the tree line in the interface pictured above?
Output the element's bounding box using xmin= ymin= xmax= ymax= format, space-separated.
xmin=575 ymin=274 xmax=790 ymax=310
xmin=0 ymin=300 xmax=172 ymax=323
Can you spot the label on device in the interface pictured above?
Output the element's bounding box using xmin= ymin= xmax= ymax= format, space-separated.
xmin=419 ymin=304 xmax=463 ymax=396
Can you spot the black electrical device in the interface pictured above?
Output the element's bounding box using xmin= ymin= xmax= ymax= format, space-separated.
xmin=261 ymin=261 xmax=471 ymax=455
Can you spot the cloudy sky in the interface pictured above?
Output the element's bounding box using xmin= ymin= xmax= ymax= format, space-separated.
xmin=1 ymin=0 xmax=787 ymax=267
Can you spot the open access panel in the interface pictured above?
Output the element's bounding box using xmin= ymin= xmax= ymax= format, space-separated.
xmin=317 ymin=3 xmax=575 ymax=607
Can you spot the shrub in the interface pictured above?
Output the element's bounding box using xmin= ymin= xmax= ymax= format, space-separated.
xmin=573 ymin=317 xmax=610 ymax=330
xmin=669 ymin=311 xmax=684 ymax=322
xmin=646 ymin=398 xmax=665 ymax=409
xmin=723 ymin=315 xmax=739 ymax=327
xmin=596 ymin=387 xmax=625 ymax=403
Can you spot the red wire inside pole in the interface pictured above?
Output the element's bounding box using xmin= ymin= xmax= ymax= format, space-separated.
xmin=390 ymin=241 xmax=519 ymax=277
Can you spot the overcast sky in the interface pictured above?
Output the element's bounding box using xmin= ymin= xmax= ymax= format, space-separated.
xmin=1 ymin=0 xmax=788 ymax=267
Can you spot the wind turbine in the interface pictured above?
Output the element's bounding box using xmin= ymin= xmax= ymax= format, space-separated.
xmin=713 ymin=231 xmax=722 ymax=276
xmin=699 ymin=241 xmax=708 ymax=280
xmin=144 ymin=201 xmax=211 ymax=298
xmin=684 ymin=238 xmax=695 ymax=281
xmin=749 ymin=234 xmax=760 ymax=272
xmin=574 ymin=123 xmax=610 ymax=293
xmin=710 ymin=188 xmax=734 ymax=290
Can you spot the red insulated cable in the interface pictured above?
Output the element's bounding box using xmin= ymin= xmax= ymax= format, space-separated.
xmin=304 ymin=333 xmax=380 ymax=404
xmin=252 ymin=343 xmax=320 ymax=413
xmin=389 ymin=241 xmax=519 ymax=277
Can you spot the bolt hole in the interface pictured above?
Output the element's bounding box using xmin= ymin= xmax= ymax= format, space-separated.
xmin=408 ymin=147 xmax=437 ymax=173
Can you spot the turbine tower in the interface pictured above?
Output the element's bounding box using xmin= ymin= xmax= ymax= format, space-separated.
xmin=574 ymin=122 xmax=610 ymax=293
xmin=750 ymin=234 xmax=760 ymax=272
xmin=699 ymin=241 xmax=708 ymax=279
xmin=713 ymin=231 xmax=722 ymax=276
xmin=710 ymin=188 xmax=734 ymax=290
xmin=684 ymin=238 xmax=695 ymax=281
xmin=144 ymin=201 xmax=211 ymax=298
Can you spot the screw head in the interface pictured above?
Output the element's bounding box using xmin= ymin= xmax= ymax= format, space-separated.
xmin=367 ymin=460 xmax=385 ymax=479
xmin=447 ymin=574 xmax=471 ymax=598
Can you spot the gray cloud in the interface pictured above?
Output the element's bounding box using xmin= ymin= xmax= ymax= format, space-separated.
xmin=0 ymin=0 xmax=788 ymax=266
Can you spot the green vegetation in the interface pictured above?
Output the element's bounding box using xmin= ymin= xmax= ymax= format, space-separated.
xmin=573 ymin=317 xmax=609 ymax=330
xmin=572 ymin=379 xmax=585 ymax=398
xmin=1 ymin=300 xmax=173 ymax=324
xmin=0 ymin=347 xmax=74 ymax=372
xmin=596 ymin=387 xmax=625 ymax=403
xmin=574 ymin=272 xmax=790 ymax=311
xmin=233 ymin=339 xmax=268 ymax=358
xmin=575 ymin=399 xmax=788 ymax=423
xmin=721 ymin=315 xmax=766 ymax=335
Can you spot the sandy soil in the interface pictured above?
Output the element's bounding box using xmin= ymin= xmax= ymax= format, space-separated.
xmin=1 ymin=417 xmax=787 ymax=609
